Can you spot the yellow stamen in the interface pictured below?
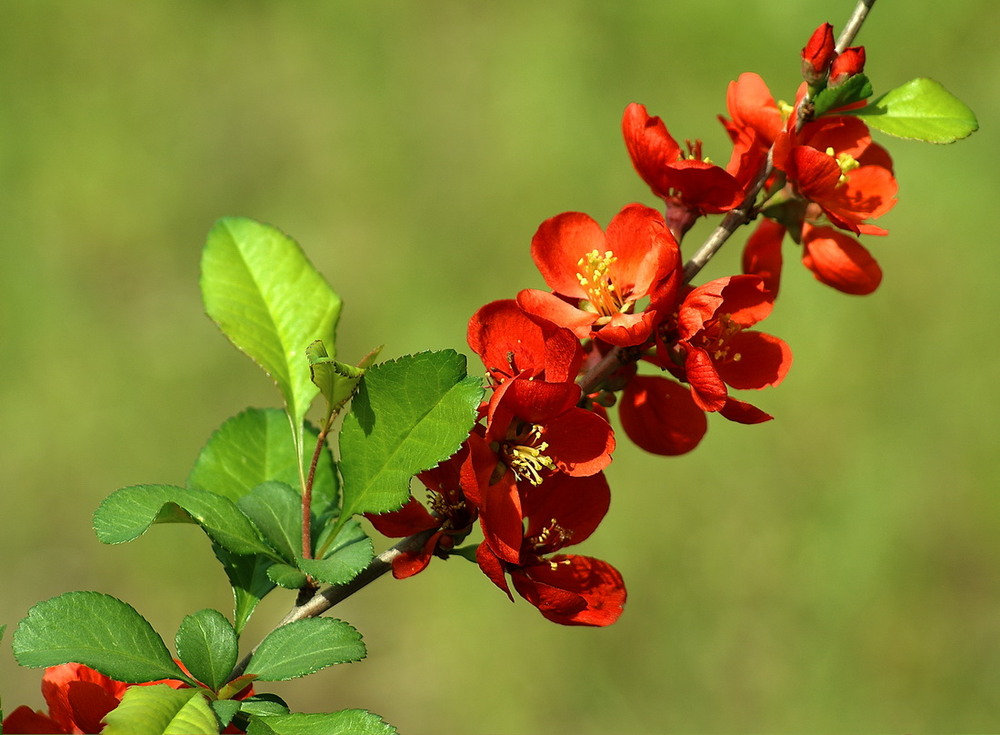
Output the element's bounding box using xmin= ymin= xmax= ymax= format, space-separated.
xmin=576 ymin=249 xmax=624 ymax=316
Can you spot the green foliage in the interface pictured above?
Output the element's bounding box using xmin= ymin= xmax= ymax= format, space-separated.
xmin=93 ymin=484 xmax=277 ymax=558
xmin=338 ymin=350 xmax=483 ymax=520
xmin=213 ymin=546 xmax=276 ymax=635
xmin=300 ymin=520 xmax=374 ymax=586
xmin=812 ymin=73 xmax=873 ymax=117
xmin=849 ymin=77 xmax=979 ymax=143
xmin=175 ymin=609 xmax=239 ymax=691
xmin=244 ymin=618 xmax=365 ymax=682
xmin=245 ymin=710 xmax=398 ymax=735
xmin=201 ymin=217 xmax=342 ymax=468
xmin=103 ymin=685 xmax=219 ymax=735
xmin=188 ymin=407 xmax=338 ymax=514
xmin=13 ymin=592 xmax=193 ymax=685
xmin=308 ymin=340 xmax=382 ymax=423
xmin=238 ymin=482 xmax=303 ymax=563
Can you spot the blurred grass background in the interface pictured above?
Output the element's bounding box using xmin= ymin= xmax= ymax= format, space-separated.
xmin=1 ymin=1 xmax=997 ymax=731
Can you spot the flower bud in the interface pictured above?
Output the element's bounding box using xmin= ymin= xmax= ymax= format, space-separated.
xmin=829 ymin=46 xmax=866 ymax=86
xmin=801 ymin=22 xmax=836 ymax=84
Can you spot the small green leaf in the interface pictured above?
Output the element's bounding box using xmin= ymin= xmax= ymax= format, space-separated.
xmin=849 ymin=77 xmax=978 ymax=143
xmin=244 ymin=618 xmax=365 ymax=681
xmin=201 ymin=218 xmax=342 ymax=457
xmin=338 ymin=351 xmax=483 ymax=519
xmin=245 ymin=710 xmax=397 ymax=735
xmin=211 ymin=699 xmax=242 ymax=729
xmin=301 ymin=521 xmax=374 ymax=586
xmin=239 ymin=693 xmax=290 ymax=718
xmin=266 ymin=563 xmax=309 ymax=589
xmin=308 ymin=341 xmax=384 ymax=420
xmin=13 ymin=592 xmax=192 ymax=684
xmin=812 ymin=73 xmax=873 ymax=117
xmin=218 ymin=673 xmax=257 ymax=702
xmin=238 ymin=482 xmax=302 ymax=563
xmin=94 ymin=484 xmax=277 ymax=558
xmin=175 ymin=609 xmax=239 ymax=691
xmin=188 ymin=408 xmax=337 ymax=515
xmin=213 ymin=545 xmax=276 ymax=634
xmin=103 ymin=685 xmax=218 ymax=735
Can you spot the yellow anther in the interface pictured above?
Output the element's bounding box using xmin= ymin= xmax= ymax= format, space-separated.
xmin=575 ymin=249 xmax=624 ymax=316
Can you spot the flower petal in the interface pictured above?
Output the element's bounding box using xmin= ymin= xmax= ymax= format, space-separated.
xmin=802 ymin=224 xmax=882 ymax=295
xmin=511 ymin=554 xmax=626 ymax=627
xmin=619 ymin=375 xmax=707 ymax=456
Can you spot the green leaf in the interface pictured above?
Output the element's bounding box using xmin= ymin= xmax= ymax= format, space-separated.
xmin=13 ymin=592 xmax=192 ymax=684
xmin=308 ymin=341 xmax=384 ymax=421
xmin=338 ymin=351 xmax=482 ymax=519
xmin=188 ymin=408 xmax=337 ymax=515
xmin=812 ymin=73 xmax=872 ymax=117
xmin=211 ymin=699 xmax=242 ymax=729
xmin=244 ymin=618 xmax=365 ymax=681
xmin=201 ymin=217 xmax=342 ymax=469
xmin=238 ymin=482 xmax=302 ymax=563
xmin=175 ymin=609 xmax=239 ymax=691
xmin=239 ymin=693 xmax=290 ymax=718
xmin=266 ymin=563 xmax=309 ymax=589
xmin=300 ymin=520 xmax=374 ymax=586
xmin=94 ymin=484 xmax=277 ymax=558
xmin=103 ymin=685 xmax=218 ymax=735
xmin=213 ymin=545 xmax=276 ymax=635
xmin=245 ymin=710 xmax=397 ymax=735
xmin=848 ymin=77 xmax=978 ymax=143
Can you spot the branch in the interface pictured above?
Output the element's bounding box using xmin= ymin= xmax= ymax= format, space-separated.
xmin=836 ymin=0 xmax=877 ymax=53
xmin=230 ymin=529 xmax=436 ymax=679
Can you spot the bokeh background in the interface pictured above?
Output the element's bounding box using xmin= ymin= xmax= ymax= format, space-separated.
xmin=2 ymin=1 xmax=997 ymax=732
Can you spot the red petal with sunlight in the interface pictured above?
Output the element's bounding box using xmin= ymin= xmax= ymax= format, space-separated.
xmin=530 ymin=212 xmax=607 ymax=297
xmin=802 ymin=224 xmax=882 ymax=295
xmin=542 ymin=407 xmax=615 ymax=477
xmin=716 ymin=331 xmax=792 ymax=390
xmin=511 ymin=554 xmax=626 ymax=627
xmin=742 ymin=219 xmax=785 ymax=297
xmin=619 ymin=375 xmax=707 ymax=456
xmin=516 ymin=288 xmax=596 ymax=340
xmin=726 ymin=73 xmax=783 ymax=144
xmin=523 ymin=473 xmax=611 ymax=548
xmin=720 ymin=396 xmax=773 ymax=424
xmin=684 ymin=345 xmax=728 ymax=412
xmin=476 ymin=541 xmax=514 ymax=601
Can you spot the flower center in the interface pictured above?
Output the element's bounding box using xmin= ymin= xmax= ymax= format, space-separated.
xmin=700 ymin=314 xmax=743 ymax=363
xmin=531 ymin=518 xmax=572 ymax=556
xmin=504 ymin=423 xmax=557 ymax=486
xmin=825 ymin=147 xmax=860 ymax=185
xmin=576 ymin=249 xmax=628 ymax=317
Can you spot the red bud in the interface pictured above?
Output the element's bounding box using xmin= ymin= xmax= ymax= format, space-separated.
xmin=801 ymin=22 xmax=836 ymax=84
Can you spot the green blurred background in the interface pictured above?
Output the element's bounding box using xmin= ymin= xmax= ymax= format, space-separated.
xmin=2 ymin=1 xmax=997 ymax=731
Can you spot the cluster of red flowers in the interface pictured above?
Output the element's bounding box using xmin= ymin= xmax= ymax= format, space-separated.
xmin=370 ymin=23 xmax=896 ymax=626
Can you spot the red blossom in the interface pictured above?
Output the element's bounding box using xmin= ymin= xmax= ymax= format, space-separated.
xmin=476 ymin=472 xmax=625 ymax=626
xmin=622 ymin=102 xmax=745 ymax=232
xmin=619 ymin=374 xmax=707 ymax=456
xmin=801 ymin=222 xmax=882 ymax=295
xmin=675 ymin=275 xmax=792 ymax=412
xmin=517 ymin=203 xmax=681 ymax=346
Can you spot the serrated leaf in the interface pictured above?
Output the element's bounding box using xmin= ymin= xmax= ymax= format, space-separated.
xmin=300 ymin=521 xmax=374 ymax=586
xmin=13 ymin=592 xmax=192 ymax=684
xmin=244 ymin=618 xmax=365 ymax=682
xmin=103 ymin=685 xmax=218 ymax=735
xmin=94 ymin=484 xmax=277 ymax=558
xmin=175 ymin=609 xmax=239 ymax=691
xmin=188 ymin=408 xmax=337 ymax=516
xmin=338 ymin=351 xmax=482 ymax=519
xmin=812 ymin=73 xmax=873 ymax=117
xmin=266 ymin=563 xmax=309 ymax=589
xmin=213 ymin=545 xmax=276 ymax=635
xmin=245 ymin=710 xmax=397 ymax=735
xmin=201 ymin=217 xmax=342 ymax=469
xmin=211 ymin=699 xmax=242 ymax=729
xmin=238 ymin=482 xmax=302 ymax=563
xmin=849 ymin=77 xmax=978 ymax=143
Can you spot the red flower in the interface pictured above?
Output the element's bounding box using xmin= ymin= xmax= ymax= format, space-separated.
xmin=366 ymin=442 xmax=480 ymax=578
xmin=773 ymin=115 xmax=897 ymax=235
xmin=467 ymin=299 xmax=583 ymax=386
xmin=623 ymin=103 xmax=745 ymax=237
xmin=830 ymin=46 xmax=866 ymax=86
xmin=674 ymin=275 xmax=792 ymax=412
xmin=517 ymin=203 xmax=681 ymax=346
xmin=476 ymin=472 xmax=626 ymax=626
